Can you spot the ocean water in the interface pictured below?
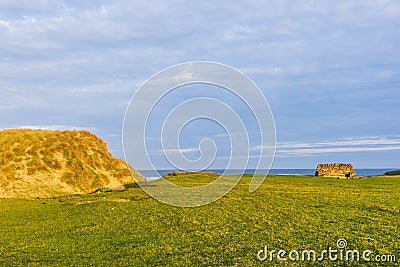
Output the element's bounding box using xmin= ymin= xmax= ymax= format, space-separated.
xmin=139 ymin=168 xmax=396 ymax=180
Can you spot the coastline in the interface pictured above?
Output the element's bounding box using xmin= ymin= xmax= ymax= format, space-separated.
xmin=139 ymin=168 xmax=397 ymax=180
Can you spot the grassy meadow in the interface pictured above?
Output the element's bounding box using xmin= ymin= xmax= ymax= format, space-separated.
xmin=0 ymin=173 xmax=399 ymax=266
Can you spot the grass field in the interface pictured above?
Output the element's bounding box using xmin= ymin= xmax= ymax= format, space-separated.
xmin=0 ymin=174 xmax=399 ymax=266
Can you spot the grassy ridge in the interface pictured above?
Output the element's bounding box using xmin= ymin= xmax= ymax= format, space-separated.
xmin=384 ymin=170 xmax=400 ymax=176
xmin=0 ymin=174 xmax=399 ymax=266
xmin=0 ymin=129 xmax=143 ymax=197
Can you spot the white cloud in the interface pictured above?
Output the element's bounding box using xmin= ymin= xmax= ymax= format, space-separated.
xmin=240 ymin=67 xmax=284 ymax=76
xmin=0 ymin=20 xmax=11 ymax=28
xmin=278 ymin=137 xmax=400 ymax=149
xmin=213 ymin=132 xmax=245 ymax=138
xmin=258 ymin=136 xmax=400 ymax=157
xmin=154 ymin=148 xmax=199 ymax=155
xmin=16 ymin=125 xmax=97 ymax=131
xmin=278 ymin=146 xmax=400 ymax=157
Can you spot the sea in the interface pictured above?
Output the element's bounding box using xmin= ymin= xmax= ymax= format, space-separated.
xmin=139 ymin=168 xmax=396 ymax=180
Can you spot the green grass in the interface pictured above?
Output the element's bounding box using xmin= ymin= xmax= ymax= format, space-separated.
xmin=384 ymin=170 xmax=400 ymax=176
xmin=0 ymin=174 xmax=399 ymax=266
xmin=163 ymin=171 xmax=220 ymax=186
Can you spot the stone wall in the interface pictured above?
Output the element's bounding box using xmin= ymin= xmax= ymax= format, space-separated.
xmin=315 ymin=163 xmax=356 ymax=178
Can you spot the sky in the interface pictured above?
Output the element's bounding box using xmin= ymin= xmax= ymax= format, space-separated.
xmin=0 ymin=0 xmax=399 ymax=170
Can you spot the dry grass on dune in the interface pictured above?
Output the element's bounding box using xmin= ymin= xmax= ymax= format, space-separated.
xmin=0 ymin=129 xmax=144 ymax=198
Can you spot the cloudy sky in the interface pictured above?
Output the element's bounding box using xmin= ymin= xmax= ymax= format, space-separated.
xmin=1 ymin=0 xmax=399 ymax=169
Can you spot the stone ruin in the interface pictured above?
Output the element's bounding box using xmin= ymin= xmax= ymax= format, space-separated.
xmin=315 ymin=163 xmax=356 ymax=179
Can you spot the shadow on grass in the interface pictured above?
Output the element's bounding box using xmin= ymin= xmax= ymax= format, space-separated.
xmin=123 ymin=183 xmax=140 ymax=189
xmin=130 ymin=195 xmax=152 ymax=201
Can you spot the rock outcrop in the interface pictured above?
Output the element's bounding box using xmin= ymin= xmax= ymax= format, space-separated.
xmin=315 ymin=163 xmax=356 ymax=178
